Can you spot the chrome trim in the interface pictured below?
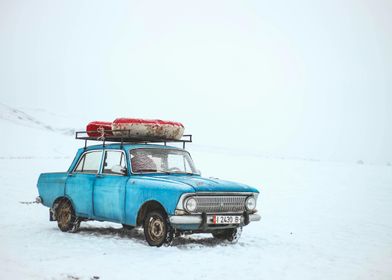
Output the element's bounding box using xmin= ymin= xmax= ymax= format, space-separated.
xmin=176 ymin=192 xmax=258 ymax=213
xmin=245 ymin=196 xmax=257 ymax=211
xmin=193 ymin=195 xmax=247 ymax=213
xmin=72 ymin=150 xmax=103 ymax=174
xmin=101 ymin=149 xmax=128 ymax=176
xmin=169 ymin=215 xmax=202 ymax=224
xmin=129 ymin=148 xmax=196 ymax=175
xmin=249 ymin=214 xmax=261 ymax=222
xmin=169 ymin=213 xmax=261 ymax=225
xmin=184 ymin=197 xmax=197 ymax=212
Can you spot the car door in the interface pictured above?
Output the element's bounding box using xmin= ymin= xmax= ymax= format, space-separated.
xmin=65 ymin=150 xmax=103 ymax=218
xmin=93 ymin=149 xmax=128 ymax=222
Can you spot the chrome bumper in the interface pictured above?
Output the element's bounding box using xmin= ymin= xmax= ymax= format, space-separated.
xmin=169 ymin=213 xmax=261 ymax=225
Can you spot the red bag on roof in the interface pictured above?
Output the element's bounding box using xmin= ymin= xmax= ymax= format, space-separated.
xmin=112 ymin=118 xmax=184 ymax=140
xmin=86 ymin=121 xmax=113 ymax=137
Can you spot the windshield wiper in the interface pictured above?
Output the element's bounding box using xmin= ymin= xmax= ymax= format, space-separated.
xmin=136 ymin=169 xmax=159 ymax=173
xmin=136 ymin=169 xmax=195 ymax=175
xmin=165 ymin=171 xmax=195 ymax=175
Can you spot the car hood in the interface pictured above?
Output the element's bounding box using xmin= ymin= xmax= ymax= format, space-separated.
xmin=151 ymin=175 xmax=259 ymax=193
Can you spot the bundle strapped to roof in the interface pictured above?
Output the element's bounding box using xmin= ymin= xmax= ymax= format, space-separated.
xmin=75 ymin=129 xmax=192 ymax=149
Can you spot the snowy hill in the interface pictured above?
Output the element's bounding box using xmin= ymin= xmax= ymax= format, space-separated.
xmin=0 ymin=105 xmax=391 ymax=280
xmin=0 ymin=103 xmax=76 ymax=136
xmin=0 ymin=103 xmax=82 ymax=158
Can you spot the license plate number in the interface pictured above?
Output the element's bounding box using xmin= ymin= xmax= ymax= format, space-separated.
xmin=213 ymin=215 xmax=241 ymax=224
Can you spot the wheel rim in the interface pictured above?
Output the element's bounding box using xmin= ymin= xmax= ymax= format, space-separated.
xmin=148 ymin=216 xmax=165 ymax=242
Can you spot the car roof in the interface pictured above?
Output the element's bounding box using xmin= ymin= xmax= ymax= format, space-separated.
xmin=79 ymin=143 xmax=185 ymax=153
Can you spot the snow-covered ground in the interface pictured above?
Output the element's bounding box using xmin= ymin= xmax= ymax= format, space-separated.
xmin=1 ymin=105 xmax=391 ymax=280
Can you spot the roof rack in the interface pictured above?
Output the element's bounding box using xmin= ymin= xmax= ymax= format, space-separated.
xmin=75 ymin=129 xmax=192 ymax=149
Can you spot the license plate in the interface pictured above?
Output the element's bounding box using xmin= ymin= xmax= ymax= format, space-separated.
xmin=213 ymin=215 xmax=241 ymax=224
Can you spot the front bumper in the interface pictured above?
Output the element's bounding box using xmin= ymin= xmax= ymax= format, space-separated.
xmin=169 ymin=213 xmax=261 ymax=230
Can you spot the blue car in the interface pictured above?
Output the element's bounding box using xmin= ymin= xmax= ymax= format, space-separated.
xmin=36 ymin=133 xmax=261 ymax=246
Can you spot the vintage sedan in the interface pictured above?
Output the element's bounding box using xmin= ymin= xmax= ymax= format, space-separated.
xmin=37 ymin=140 xmax=261 ymax=246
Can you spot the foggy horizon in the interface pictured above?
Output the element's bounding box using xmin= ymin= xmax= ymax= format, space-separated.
xmin=1 ymin=0 xmax=391 ymax=164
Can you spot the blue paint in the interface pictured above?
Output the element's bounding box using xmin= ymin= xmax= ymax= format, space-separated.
xmin=124 ymin=175 xmax=195 ymax=225
xmin=93 ymin=175 xmax=129 ymax=222
xmin=37 ymin=172 xmax=67 ymax=207
xmin=65 ymin=173 xmax=96 ymax=217
xmin=37 ymin=143 xmax=260 ymax=228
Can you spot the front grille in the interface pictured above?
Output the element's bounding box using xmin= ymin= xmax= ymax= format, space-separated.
xmin=193 ymin=195 xmax=247 ymax=213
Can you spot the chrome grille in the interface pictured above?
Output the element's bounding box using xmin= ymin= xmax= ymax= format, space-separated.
xmin=194 ymin=195 xmax=247 ymax=213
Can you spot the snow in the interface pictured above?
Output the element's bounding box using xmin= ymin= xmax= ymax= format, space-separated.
xmin=1 ymin=105 xmax=392 ymax=280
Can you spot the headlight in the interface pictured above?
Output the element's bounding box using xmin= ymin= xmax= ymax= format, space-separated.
xmin=184 ymin=197 xmax=197 ymax=212
xmin=245 ymin=196 xmax=256 ymax=211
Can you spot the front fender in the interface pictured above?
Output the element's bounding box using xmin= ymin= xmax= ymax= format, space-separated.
xmin=124 ymin=177 xmax=195 ymax=225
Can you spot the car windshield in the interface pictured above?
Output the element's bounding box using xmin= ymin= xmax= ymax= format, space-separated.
xmin=130 ymin=148 xmax=197 ymax=174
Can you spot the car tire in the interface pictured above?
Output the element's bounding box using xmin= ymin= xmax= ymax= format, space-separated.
xmin=56 ymin=200 xmax=80 ymax=233
xmin=143 ymin=211 xmax=173 ymax=247
xmin=212 ymin=227 xmax=242 ymax=243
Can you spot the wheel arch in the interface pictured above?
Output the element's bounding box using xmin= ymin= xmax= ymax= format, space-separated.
xmin=52 ymin=196 xmax=75 ymax=212
xmin=136 ymin=200 xmax=167 ymax=226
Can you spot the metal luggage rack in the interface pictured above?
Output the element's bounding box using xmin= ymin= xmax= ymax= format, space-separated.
xmin=75 ymin=129 xmax=192 ymax=149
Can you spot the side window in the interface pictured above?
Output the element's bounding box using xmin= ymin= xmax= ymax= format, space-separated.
xmin=74 ymin=151 xmax=102 ymax=174
xmin=103 ymin=151 xmax=127 ymax=175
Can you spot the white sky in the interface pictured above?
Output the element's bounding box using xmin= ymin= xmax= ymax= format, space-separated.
xmin=0 ymin=0 xmax=391 ymax=163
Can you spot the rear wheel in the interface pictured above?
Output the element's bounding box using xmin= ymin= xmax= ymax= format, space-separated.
xmin=143 ymin=211 xmax=173 ymax=247
xmin=55 ymin=200 xmax=80 ymax=233
xmin=212 ymin=227 xmax=242 ymax=243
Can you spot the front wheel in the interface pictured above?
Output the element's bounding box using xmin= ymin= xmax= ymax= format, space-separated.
xmin=212 ymin=227 xmax=243 ymax=243
xmin=55 ymin=200 xmax=80 ymax=233
xmin=143 ymin=211 xmax=173 ymax=247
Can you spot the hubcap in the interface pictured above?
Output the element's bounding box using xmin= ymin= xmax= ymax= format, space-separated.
xmin=148 ymin=216 xmax=165 ymax=242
